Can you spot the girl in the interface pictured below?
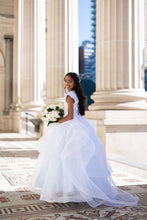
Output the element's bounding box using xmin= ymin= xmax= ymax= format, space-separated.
xmin=31 ymin=72 xmax=138 ymax=208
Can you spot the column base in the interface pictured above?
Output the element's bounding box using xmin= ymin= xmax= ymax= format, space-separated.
xmin=21 ymin=101 xmax=45 ymax=112
xmin=0 ymin=115 xmax=13 ymax=132
xmin=10 ymin=111 xmax=21 ymax=132
xmin=3 ymin=109 xmax=10 ymax=115
xmin=44 ymin=97 xmax=65 ymax=105
xmin=89 ymin=90 xmax=147 ymax=110
xmin=85 ymin=110 xmax=147 ymax=168
xmin=0 ymin=111 xmax=21 ymax=132
xmin=11 ymin=102 xmax=21 ymax=112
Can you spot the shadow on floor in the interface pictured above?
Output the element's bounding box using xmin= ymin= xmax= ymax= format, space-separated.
xmin=0 ymin=149 xmax=39 ymax=158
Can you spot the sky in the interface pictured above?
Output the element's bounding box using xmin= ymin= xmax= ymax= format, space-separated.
xmin=78 ymin=0 xmax=92 ymax=46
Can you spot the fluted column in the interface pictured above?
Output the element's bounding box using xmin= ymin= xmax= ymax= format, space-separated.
xmin=34 ymin=0 xmax=46 ymax=105
xmin=3 ymin=37 xmax=13 ymax=115
xmin=11 ymin=0 xmax=21 ymax=112
xmin=89 ymin=0 xmax=147 ymax=110
xmin=18 ymin=0 xmax=46 ymax=110
xmin=45 ymin=0 xmax=78 ymax=104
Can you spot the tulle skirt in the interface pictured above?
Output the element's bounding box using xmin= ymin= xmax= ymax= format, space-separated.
xmin=30 ymin=116 xmax=139 ymax=208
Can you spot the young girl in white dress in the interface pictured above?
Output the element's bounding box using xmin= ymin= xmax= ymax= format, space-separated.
xmin=31 ymin=72 xmax=138 ymax=208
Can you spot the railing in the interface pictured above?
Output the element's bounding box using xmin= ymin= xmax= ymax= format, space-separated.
xmin=25 ymin=112 xmax=35 ymax=134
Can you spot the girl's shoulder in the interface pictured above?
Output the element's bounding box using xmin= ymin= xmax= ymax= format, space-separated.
xmin=67 ymin=90 xmax=78 ymax=102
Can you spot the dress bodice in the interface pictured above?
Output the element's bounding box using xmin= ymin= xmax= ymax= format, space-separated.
xmin=64 ymin=90 xmax=79 ymax=117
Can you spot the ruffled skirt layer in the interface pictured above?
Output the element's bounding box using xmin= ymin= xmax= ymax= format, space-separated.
xmin=30 ymin=116 xmax=138 ymax=208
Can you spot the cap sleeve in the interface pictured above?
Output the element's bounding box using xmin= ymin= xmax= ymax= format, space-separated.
xmin=67 ymin=90 xmax=77 ymax=102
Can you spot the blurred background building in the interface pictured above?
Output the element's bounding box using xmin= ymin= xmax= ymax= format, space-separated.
xmin=79 ymin=40 xmax=95 ymax=82
xmin=78 ymin=0 xmax=96 ymax=107
xmin=79 ymin=40 xmax=95 ymax=107
xmin=90 ymin=0 xmax=96 ymax=82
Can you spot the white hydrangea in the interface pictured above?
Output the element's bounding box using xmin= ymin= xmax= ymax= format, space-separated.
xmin=49 ymin=104 xmax=57 ymax=110
xmin=58 ymin=103 xmax=64 ymax=109
xmin=43 ymin=103 xmax=64 ymax=125
xmin=47 ymin=110 xmax=60 ymax=122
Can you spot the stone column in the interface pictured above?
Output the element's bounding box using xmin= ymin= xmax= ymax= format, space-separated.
xmin=3 ymin=37 xmax=13 ymax=115
xmin=86 ymin=0 xmax=147 ymax=167
xmin=89 ymin=0 xmax=147 ymax=111
xmin=11 ymin=0 xmax=46 ymax=133
xmin=19 ymin=0 xmax=46 ymax=110
xmin=11 ymin=0 xmax=21 ymax=113
xmin=45 ymin=0 xmax=78 ymax=105
xmin=34 ymin=0 xmax=46 ymax=105
xmin=9 ymin=0 xmax=23 ymax=132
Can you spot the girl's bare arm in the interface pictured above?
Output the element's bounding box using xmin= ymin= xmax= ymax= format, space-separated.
xmin=58 ymin=96 xmax=74 ymax=123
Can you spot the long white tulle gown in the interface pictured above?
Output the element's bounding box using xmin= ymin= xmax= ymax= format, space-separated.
xmin=30 ymin=90 xmax=139 ymax=208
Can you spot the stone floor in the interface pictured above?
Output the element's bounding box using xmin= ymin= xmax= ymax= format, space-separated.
xmin=0 ymin=133 xmax=147 ymax=220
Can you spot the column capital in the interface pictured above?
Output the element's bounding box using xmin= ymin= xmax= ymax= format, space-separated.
xmin=20 ymin=101 xmax=45 ymax=112
xmin=44 ymin=97 xmax=65 ymax=106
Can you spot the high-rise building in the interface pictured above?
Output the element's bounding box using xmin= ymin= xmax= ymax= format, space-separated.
xmin=79 ymin=46 xmax=85 ymax=76
xmin=91 ymin=0 xmax=96 ymax=81
xmin=79 ymin=0 xmax=96 ymax=83
xmin=79 ymin=40 xmax=95 ymax=82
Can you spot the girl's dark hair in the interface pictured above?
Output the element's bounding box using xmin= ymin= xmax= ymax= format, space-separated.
xmin=65 ymin=72 xmax=86 ymax=115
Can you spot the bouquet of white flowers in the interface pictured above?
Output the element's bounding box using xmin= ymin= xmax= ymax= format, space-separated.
xmin=44 ymin=103 xmax=64 ymax=126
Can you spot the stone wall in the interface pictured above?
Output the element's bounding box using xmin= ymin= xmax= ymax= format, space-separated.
xmin=0 ymin=0 xmax=14 ymax=17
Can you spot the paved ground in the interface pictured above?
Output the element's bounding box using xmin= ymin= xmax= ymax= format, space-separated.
xmin=0 ymin=133 xmax=147 ymax=220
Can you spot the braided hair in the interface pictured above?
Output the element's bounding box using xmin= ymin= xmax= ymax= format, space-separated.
xmin=65 ymin=72 xmax=86 ymax=115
